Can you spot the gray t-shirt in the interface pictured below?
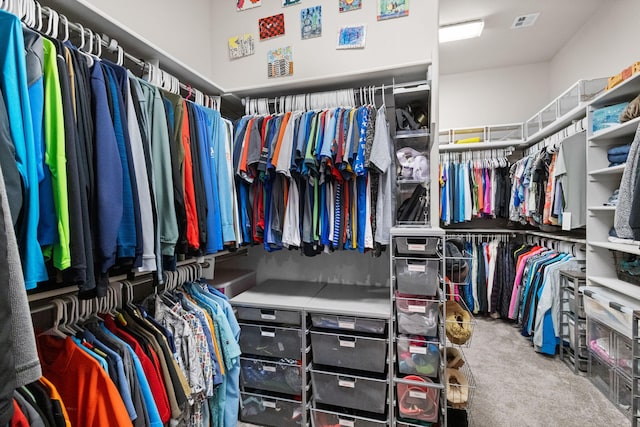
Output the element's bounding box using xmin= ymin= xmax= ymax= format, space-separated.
xmin=370 ymin=106 xmax=393 ymax=245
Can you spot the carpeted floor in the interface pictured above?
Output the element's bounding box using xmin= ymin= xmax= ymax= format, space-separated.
xmin=464 ymin=317 xmax=629 ymax=427
xmin=239 ymin=317 xmax=630 ymax=426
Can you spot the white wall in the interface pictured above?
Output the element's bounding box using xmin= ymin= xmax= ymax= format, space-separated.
xmin=439 ymin=62 xmax=550 ymax=130
xmin=82 ymin=0 xmax=215 ymax=79
xmin=210 ymin=0 xmax=437 ymax=93
xmin=549 ymin=0 xmax=640 ymax=96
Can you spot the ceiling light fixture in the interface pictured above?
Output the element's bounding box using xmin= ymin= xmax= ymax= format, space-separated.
xmin=439 ymin=19 xmax=484 ymax=43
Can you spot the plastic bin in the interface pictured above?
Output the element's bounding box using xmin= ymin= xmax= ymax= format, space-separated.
xmin=310 ymin=314 xmax=386 ymax=335
xmin=568 ymin=316 xmax=588 ymax=359
xmin=310 ymin=369 xmax=388 ymax=414
xmin=588 ymin=320 xmax=614 ymax=362
xmin=395 ymin=236 xmax=440 ymax=257
xmin=616 ymin=335 xmax=633 ymax=378
xmin=239 ymin=324 xmax=302 ymax=359
xmin=589 ymin=352 xmax=614 ymax=400
xmin=616 ymin=373 xmax=632 ymax=419
xmin=240 ymin=392 xmax=303 ymax=427
xmin=240 ymin=357 xmax=303 ymax=395
xmin=310 ymin=331 xmax=388 ymax=373
xmin=396 ymin=296 xmax=439 ymax=337
xmin=310 ymin=408 xmax=387 ymax=427
xmin=395 ymin=258 xmax=440 ymax=296
xmin=396 ymin=376 xmax=440 ymax=423
xmin=396 ymin=335 xmax=440 ymax=378
xmin=582 ymin=286 xmax=640 ymax=338
xmin=237 ymin=307 xmax=301 ymax=326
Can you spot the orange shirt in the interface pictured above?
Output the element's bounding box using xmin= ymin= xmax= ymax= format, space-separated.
xmin=37 ymin=335 xmax=132 ymax=427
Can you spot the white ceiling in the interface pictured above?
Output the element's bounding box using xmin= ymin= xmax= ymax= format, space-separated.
xmin=439 ymin=0 xmax=607 ymax=75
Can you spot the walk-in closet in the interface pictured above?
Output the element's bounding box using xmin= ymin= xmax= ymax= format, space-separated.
xmin=2 ymin=0 xmax=640 ymax=426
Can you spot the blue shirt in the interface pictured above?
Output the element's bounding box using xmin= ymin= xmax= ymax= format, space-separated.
xmin=99 ymin=324 xmax=163 ymax=427
xmin=0 ymin=10 xmax=48 ymax=288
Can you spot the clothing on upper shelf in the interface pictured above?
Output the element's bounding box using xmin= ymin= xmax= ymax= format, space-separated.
xmin=0 ymin=9 xmax=242 ymax=295
xmin=33 ymin=279 xmax=241 ymax=427
xmin=509 ymin=136 xmax=586 ymax=230
xmin=439 ymin=156 xmax=512 ymax=225
xmin=232 ymin=104 xmax=393 ymax=256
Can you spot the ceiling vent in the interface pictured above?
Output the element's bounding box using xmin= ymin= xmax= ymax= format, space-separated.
xmin=511 ymin=13 xmax=540 ymax=29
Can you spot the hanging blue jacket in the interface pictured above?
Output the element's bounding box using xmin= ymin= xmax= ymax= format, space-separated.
xmin=211 ymin=110 xmax=236 ymax=244
xmin=0 ymin=10 xmax=47 ymax=288
xmin=90 ymin=63 xmax=123 ymax=273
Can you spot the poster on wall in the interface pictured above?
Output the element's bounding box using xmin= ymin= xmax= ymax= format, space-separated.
xmin=259 ymin=13 xmax=286 ymax=40
xmin=336 ymin=25 xmax=366 ymax=49
xmin=228 ymin=34 xmax=256 ymax=59
xmin=267 ymin=46 xmax=294 ymax=78
xmin=377 ymin=0 xmax=409 ymax=20
xmin=301 ymin=6 xmax=322 ymax=40
xmin=282 ymin=0 xmax=301 ymax=6
xmin=339 ymin=0 xmax=362 ymax=13
xmin=237 ymin=0 xmax=261 ymax=12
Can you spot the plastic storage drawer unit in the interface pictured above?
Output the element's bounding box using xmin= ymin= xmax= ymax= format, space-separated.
xmin=616 ymin=335 xmax=633 ymax=378
xmin=310 ymin=408 xmax=387 ymax=427
xmin=310 ymin=314 xmax=386 ymax=335
xmin=589 ymin=352 xmax=614 ymax=400
xmin=240 ymin=392 xmax=303 ymax=427
xmin=568 ymin=316 xmax=588 ymax=359
xmin=396 ymin=335 xmax=440 ymax=378
xmin=616 ymin=373 xmax=632 ymax=419
xmin=310 ymin=369 xmax=388 ymax=414
xmin=310 ymin=331 xmax=388 ymax=373
xmin=240 ymin=357 xmax=303 ymax=395
xmin=239 ymin=324 xmax=303 ymax=359
xmin=395 ymin=237 xmax=440 ymax=257
xmin=395 ymin=297 xmax=439 ymax=337
xmin=237 ymin=307 xmax=301 ymax=326
xmin=588 ymin=320 xmax=614 ymax=363
xmin=583 ymin=286 xmax=640 ymax=338
xmin=395 ymin=258 xmax=439 ymax=296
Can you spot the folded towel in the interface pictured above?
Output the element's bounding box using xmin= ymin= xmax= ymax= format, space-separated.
xmin=608 ymin=143 xmax=631 ymax=156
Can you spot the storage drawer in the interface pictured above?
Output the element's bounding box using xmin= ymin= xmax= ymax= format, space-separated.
xmin=237 ymin=306 xmax=301 ymax=326
xmin=310 ymin=331 xmax=388 ymax=373
xmin=310 ymin=314 xmax=386 ymax=335
xmin=616 ymin=335 xmax=633 ymax=378
xmin=567 ymin=290 xmax=585 ymax=319
xmin=616 ymin=372 xmax=632 ymax=419
xmin=311 ymin=370 xmax=388 ymax=414
xmin=395 ymin=237 xmax=440 ymax=257
xmin=396 ymin=376 xmax=440 ymax=423
xmin=588 ymin=320 xmax=613 ymax=362
xmin=395 ymin=258 xmax=440 ymax=296
xmin=239 ymin=324 xmax=303 ymax=359
xmin=311 ymin=408 xmax=386 ymax=427
xmin=397 ymin=335 xmax=439 ymax=378
xmin=240 ymin=357 xmax=303 ymax=395
xmin=568 ymin=316 xmax=588 ymax=359
xmin=589 ymin=352 xmax=614 ymax=400
xmin=240 ymin=392 xmax=303 ymax=427
xmin=396 ymin=297 xmax=439 ymax=337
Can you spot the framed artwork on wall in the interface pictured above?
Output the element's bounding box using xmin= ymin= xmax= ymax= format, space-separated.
xmin=267 ymin=46 xmax=294 ymax=77
xmin=259 ymin=13 xmax=286 ymax=40
xmin=237 ymin=0 xmax=261 ymax=12
xmin=228 ymin=34 xmax=255 ymax=59
xmin=337 ymin=25 xmax=366 ymax=49
xmin=283 ymin=0 xmax=301 ymax=6
xmin=301 ymin=6 xmax=322 ymax=40
xmin=339 ymin=0 xmax=362 ymax=13
xmin=377 ymin=0 xmax=409 ymax=20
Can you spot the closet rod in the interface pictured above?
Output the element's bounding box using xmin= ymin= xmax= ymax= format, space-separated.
xmin=526 ymin=231 xmax=586 ymax=245
xmin=444 ymin=229 xmax=525 ymax=234
xmin=37 ymin=5 xmax=219 ymax=106
xmin=243 ymin=85 xmax=392 ymax=105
